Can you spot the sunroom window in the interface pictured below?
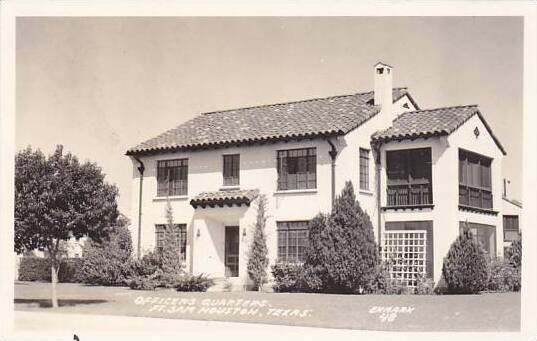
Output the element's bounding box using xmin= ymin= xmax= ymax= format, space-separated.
xmin=386 ymin=148 xmax=432 ymax=207
xmin=459 ymin=150 xmax=493 ymax=210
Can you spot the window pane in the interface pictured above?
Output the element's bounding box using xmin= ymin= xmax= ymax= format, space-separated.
xmin=277 ymin=148 xmax=316 ymax=190
xmin=277 ymin=221 xmax=309 ymax=263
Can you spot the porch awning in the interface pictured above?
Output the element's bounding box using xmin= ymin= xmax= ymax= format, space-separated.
xmin=190 ymin=189 xmax=260 ymax=209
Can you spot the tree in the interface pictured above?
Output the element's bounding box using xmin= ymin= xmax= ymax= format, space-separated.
xmin=157 ymin=198 xmax=185 ymax=287
xmin=303 ymin=181 xmax=380 ymax=293
xmin=441 ymin=224 xmax=490 ymax=294
xmin=247 ymin=194 xmax=269 ymax=291
xmin=15 ymin=145 xmax=119 ymax=307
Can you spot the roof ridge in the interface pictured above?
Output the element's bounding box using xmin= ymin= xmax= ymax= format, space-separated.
xmin=200 ymin=92 xmax=370 ymax=116
xmin=199 ymin=88 xmax=408 ymax=116
xmin=404 ymin=104 xmax=478 ymax=115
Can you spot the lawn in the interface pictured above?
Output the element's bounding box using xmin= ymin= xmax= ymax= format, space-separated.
xmin=14 ymin=281 xmax=520 ymax=332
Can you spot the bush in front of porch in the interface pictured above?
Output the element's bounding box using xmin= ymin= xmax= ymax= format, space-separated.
xmin=441 ymin=226 xmax=490 ymax=294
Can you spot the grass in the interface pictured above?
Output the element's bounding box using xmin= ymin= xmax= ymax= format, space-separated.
xmin=14 ymin=281 xmax=520 ymax=331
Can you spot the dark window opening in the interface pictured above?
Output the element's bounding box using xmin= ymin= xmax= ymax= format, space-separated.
xmin=223 ymin=154 xmax=240 ymax=186
xmin=459 ymin=149 xmax=493 ymax=210
xmin=157 ymin=159 xmax=188 ymax=196
xmin=359 ymin=148 xmax=370 ymax=191
xmin=277 ymin=148 xmax=316 ymax=190
xmin=277 ymin=221 xmax=309 ymax=263
xmin=386 ymin=148 xmax=432 ymax=206
xmin=503 ymin=215 xmax=520 ymax=243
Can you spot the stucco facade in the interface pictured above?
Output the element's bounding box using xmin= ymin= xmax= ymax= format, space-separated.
xmin=128 ymin=63 xmax=511 ymax=287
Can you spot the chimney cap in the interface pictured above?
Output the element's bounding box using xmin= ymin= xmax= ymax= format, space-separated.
xmin=374 ymin=61 xmax=393 ymax=69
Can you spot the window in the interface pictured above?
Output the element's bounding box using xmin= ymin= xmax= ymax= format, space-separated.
xmin=386 ymin=148 xmax=432 ymax=206
xmin=277 ymin=221 xmax=309 ymax=263
xmin=459 ymin=222 xmax=496 ymax=257
xmin=359 ymin=148 xmax=370 ymax=190
xmin=223 ymin=154 xmax=240 ymax=186
xmin=277 ymin=148 xmax=316 ymax=190
xmin=503 ymin=215 xmax=520 ymax=243
xmin=157 ymin=159 xmax=188 ymax=196
xmin=155 ymin=224 xmax=187 ymax=258
xmin=459 ymin=150 xmax=493 ymax=210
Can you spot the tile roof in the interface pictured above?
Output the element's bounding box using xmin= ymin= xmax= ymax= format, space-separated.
xmin=127 ymin=88 xmax=410 ymax=155
xmin=372 ymin=105 xmax=506 ymax=155
xmin=190 ymin=189 xmax=260 ymax=208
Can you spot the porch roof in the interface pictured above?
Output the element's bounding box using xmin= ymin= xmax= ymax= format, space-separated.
xmin=190 ymin=189 xmax=260 ymax=209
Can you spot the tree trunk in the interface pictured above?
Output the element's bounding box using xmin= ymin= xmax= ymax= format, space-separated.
xmin=51 ymin=260 xmax=59 ymax=308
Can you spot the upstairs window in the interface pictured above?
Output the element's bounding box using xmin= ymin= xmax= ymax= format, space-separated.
xmin=277 ymin=221 xmax=309 ymax=263
xmin=386 ymin=148 xmax=432 ymax=207
xmin=155 ymin=224 xmax=187 ymax=259
xmin=459 ymin=150 xmax=492 ymax=210
xmin=157 ymin=159 xmax=188 ymax=196
xmin=223 ymin=154 xmax=240 ymax=186
xmin=277 ymin=148 xmax=316 ymax=190
xmin=359 ymin=148 xmax=370 ymax=191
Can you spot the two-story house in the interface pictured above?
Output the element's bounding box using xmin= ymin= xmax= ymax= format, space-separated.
xmin=126 ymin=62 xmax=507 ymax=289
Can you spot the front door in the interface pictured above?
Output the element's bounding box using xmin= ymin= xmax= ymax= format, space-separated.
xmin=225 ymin=226 xmax=240 ymax=277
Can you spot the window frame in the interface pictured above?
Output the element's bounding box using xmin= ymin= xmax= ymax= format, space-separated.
xmin=155 ymin=223 xmax=187 ymax=258
xmin=385 ymin=147 xmax=433 ymax=207
xmin=459 ymin=149 xmax=493 ymax=210
xmin=459 ymin=221 xmax=497 ymax=257
xmin=277 ymin=221 xmax=310 ymax=263
xmin=276 ymin=147 xmax=317 ymax=191
xmin=503 ymin=215 xmax=520 ymax=242
xmin=359 ymin=148 xmax=370 ymax=191
xmin=156 ymin=158 xmax=188 ymax=197
xmin=223 ymin=154 xmax=240 ymax=186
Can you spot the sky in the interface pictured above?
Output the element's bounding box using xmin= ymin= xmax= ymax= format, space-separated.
xmin=16 ymin=16 xmax=523 ymax=218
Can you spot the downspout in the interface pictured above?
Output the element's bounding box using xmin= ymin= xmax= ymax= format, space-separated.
xmin=372 ymin=142 xmax=383 ymax=247
xmin=326 ymin=137 xmax=338 ymax=208
xmin=133 ymin=155 xmax=145 ymax=259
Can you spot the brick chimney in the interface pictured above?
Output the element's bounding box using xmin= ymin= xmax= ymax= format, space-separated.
xmin=374 ymin=62 xmax=393 ymax=117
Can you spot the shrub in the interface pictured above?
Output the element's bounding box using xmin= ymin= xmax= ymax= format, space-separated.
xmin=487 ymin=258 xmax=521 ymax=292
xmin=271 ymin=263 xmax=305 ymax=292
xmin=442 ymin=227 xmax=489 ymax=294
xmin=505 ymin=236 xmax=522 ymax=268
xmin=129 ymin=275 xmax=159 ymax=291
xmin=58 ymin=258 xmax=84 ymax=283
xmin=247 ymin=194 xmax=269 ymax=291
xmin=414 ymin=274 xmax=435 ymax=295
xmin=303 ymin=181 xmax=380 ymax=294
xmin=175 ymin=274 xmax=214 ymax=292
xmin=78 ymin=226 xmax=134 ymax=286
xmin=18 ymin=256 xmax=83 ymax=283
xmin=18 ymin=257 xmax=51 ymax=282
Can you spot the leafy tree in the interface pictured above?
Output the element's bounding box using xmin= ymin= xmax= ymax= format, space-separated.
xmin=15 ymin=145 xmax=119 ymax=307
xmin=441 ymin=225 xmax=490 ymax=294
xmin=303 ymin=181 xmax=380 ymax=293
xmin=247 ymin=194 xmax=269 ymax=291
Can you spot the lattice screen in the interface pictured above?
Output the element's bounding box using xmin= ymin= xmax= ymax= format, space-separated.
xmin=382 ymin=230 xmax=427 ymax=288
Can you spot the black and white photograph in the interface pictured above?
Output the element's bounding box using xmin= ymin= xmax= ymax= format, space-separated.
xmin=1 ymin=2 xmax=536 ymax=340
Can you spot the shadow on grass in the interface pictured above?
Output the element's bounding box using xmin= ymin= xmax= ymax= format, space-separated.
xmin=15 ymin=298 xmax=108 ymax=308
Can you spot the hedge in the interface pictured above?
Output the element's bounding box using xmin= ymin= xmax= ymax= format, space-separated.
xmin=18 ymin=256 xmax=83 ymax=283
